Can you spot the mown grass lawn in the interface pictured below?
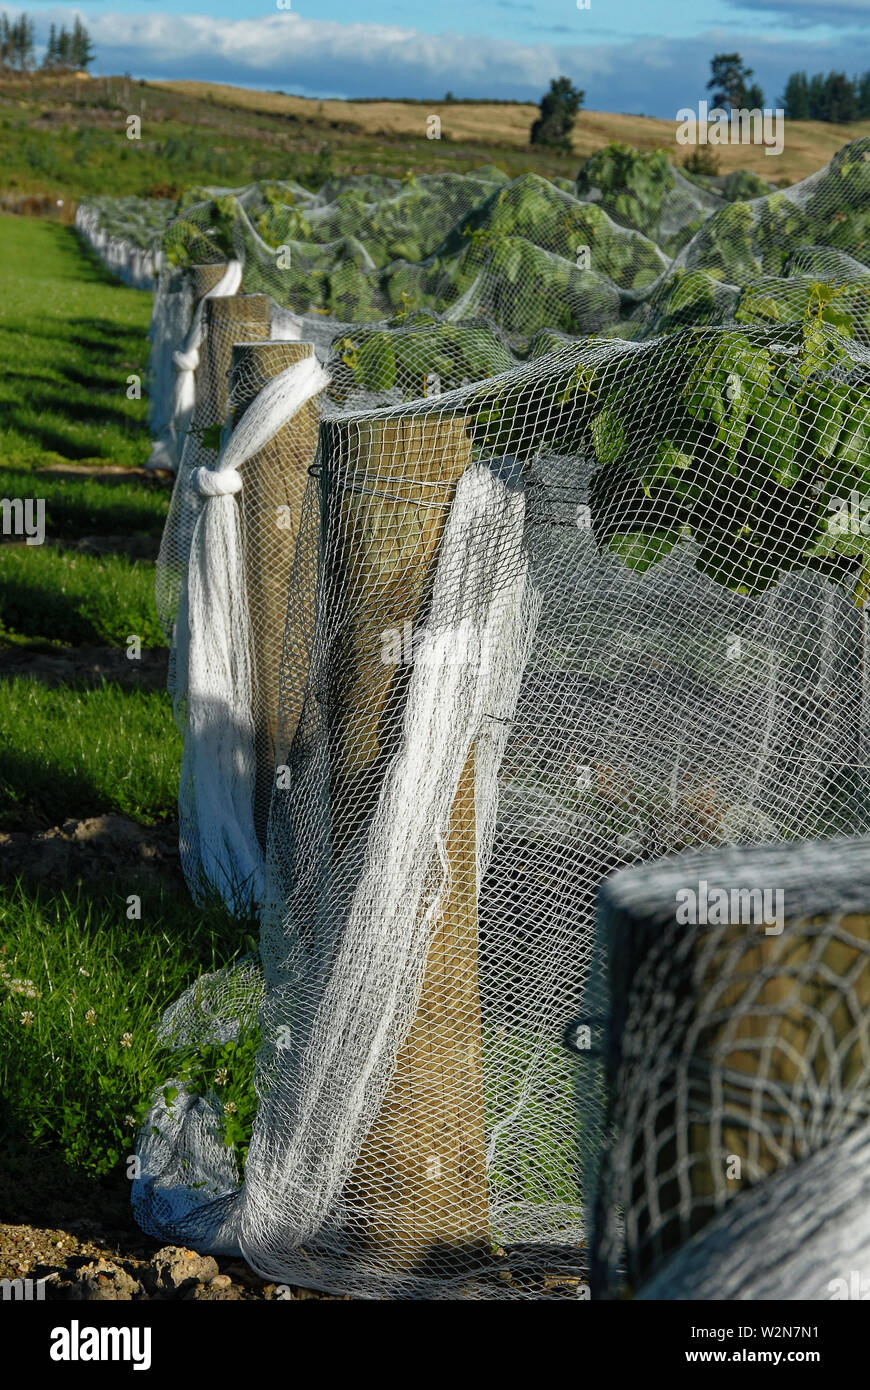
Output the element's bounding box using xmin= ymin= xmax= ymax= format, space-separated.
xmin=0 ymin=677 xmax=179 ymax=831
xmin=0 ymin=457 xmax=167 ymax=540
xmin=0 ymin=215 xmax=202 ymax=1211
xmin=0 ymin=546 xmax=164 ymax=648
xmin=0 ymin=213 xmax=152 ymax=468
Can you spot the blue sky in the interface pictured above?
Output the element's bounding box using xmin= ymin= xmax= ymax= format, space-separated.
xmin=5 ymin=0 xmax=870 ymax=115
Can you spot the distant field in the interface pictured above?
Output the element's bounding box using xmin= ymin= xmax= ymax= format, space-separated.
xmin=2 ymin=72 xmax=869 ymax=205
xmin=157 ymin=79 xmax=870 ymax=185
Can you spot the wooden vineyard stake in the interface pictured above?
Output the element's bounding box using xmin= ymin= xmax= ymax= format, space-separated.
xmin=596 ymin=840 xmax=870 ymax=1291
xmin=229 ymin=340 xmax=322 ymax=845
xmin=191 ymin=262 xmax=230 ymax=303
xmin=195 ymin=295 xmax=272 ymax=438
xmin=322 ymin=415 xmax=491 ymax=1274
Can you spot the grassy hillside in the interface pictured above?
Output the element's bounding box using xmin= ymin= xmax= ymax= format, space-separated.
xmin=2 ymin=71 xmax=869 ymax=208
xmin=159 ymin=79 xmax=870 ymax=184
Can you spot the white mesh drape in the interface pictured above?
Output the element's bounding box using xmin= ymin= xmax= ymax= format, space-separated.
xmin=130 ymin=137 xmax=870 ymax=1298
xmin=173 ymin=356 xmax=330 ymax=905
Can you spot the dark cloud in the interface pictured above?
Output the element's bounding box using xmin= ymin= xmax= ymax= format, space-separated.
xmin=723 ymin=0 xmax=870 ymax=29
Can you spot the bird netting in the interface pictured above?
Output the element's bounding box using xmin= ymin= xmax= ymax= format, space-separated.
xmin=134 ymin=296 xmax=870 ymax=1296
xmin=587 ymin=838 xmax=870 ymax=1299
xmin=74 ymin=196 xmax=171 ymax=290
xmin=636 ymin=1116 xmax=870 ymax=1300
xmin=75 ymin=133 xmax=870 ymax=1298
xmin=109 ymin=135 xmax=870 ymax=486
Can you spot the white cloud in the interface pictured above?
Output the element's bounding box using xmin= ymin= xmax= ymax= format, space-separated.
xmin=8 ymin=8 xmax=870 ymax=114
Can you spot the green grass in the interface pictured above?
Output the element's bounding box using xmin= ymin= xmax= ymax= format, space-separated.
xmin=0 ymin=85 xmax=340 ymax=200
xmin=0 ymin=151 xmax=266 ymax=1220
xmin=0 ymin=457 xmax=167 ymax=539
xmin=0 ymin=677 xmax=179 ymax=830
xmin=0 ymin=213 xmax=151 ymax=468
xmin=0 ymin=74 xmax=584 ymax=204
xmin=0 ymin=547 xmax=165 ymax=647
xmin=0 ymin=879 xmax=257 ymax=1177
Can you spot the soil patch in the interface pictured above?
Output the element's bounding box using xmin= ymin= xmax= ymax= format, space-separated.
xmin=0 ymin=643 xmax=169 ymax=690
xmin=0 ymin=813 xmax=180 ymax=884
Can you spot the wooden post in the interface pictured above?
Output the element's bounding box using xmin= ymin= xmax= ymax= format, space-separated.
xmin=229 ymin=340 xmax=322 ymax=846
xmin=321 ymin=416 xmax=491 ymax=1276
xmin=191 ymin=262 xmax=229 ymax=303
xmin=594 ymin=838 xmax=870 ymax=1294
xmin=192 ymin=295 xmax=272 ymax=448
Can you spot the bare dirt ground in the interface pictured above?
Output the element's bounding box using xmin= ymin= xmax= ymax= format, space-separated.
xmin=0 ymin=1223 xmax=342 ymax=1300
xmin=0 ymin=644 xmax=168 ymax=690
xmin=0 ymin=813 xmax=180 ymax=885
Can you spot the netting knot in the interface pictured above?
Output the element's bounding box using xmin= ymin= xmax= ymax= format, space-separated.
xmin=191 ymin=466 xmax=243 ymax=497
xmin=173 ymin=346 xmax=201 ymax=372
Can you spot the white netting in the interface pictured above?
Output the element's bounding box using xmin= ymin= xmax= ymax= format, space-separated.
xmin=637 ymin=1117 xmax=870 ymax=1301
xmin=587 ymin=838 xmax=870 ymax=1298
xmin=74 ymin=196 xmax=171 ymax=290
xmin=125 ymin=138 xmax=870 ymax=1298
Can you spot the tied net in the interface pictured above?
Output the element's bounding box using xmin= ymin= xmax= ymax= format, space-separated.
xmin=135 ymin=139 xmax=870 ymax=471
xmin=121 ymin=137 xmax=870 ymax=1297
xmin=150 ymin=140 xmax=870 ymax=910
xmin=136 ymin=314 xmax=870 ymax=1297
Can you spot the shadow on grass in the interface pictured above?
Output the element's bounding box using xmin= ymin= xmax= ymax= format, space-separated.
xmin=0 ymin=671 xmax=177 ymax=831
xmin=7 ymin=379 xmax=147 ymax=462
xmin=50 ymin=223 xmax=142 ymax=292
xmin=0 ymin=742 xmax=148 ymax=832
xmin=0 ymin=572 xmax=109 ymax=645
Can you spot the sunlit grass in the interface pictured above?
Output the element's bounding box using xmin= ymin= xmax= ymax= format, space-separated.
xmin=0 ymin=677 xmax=179 ymax=830
xmin=0 ymin=879 xmax=257 ymax=1177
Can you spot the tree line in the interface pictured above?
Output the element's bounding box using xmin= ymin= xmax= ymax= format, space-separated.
xmin=528 ymin=55 xmax=870 ymax=151
xmin=781 ymin=70 xmax=870 ymax=124
xmin=0 ymin=14 xmax=95 ymax=72
xmin=700 ymin=54 xmax=870 ymax=125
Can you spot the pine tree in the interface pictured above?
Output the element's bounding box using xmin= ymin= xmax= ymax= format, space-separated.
xmin=808 ymin=72 xmax=828 ymax=121
xmin=858 ymin=71 xmax=870 ymax=119
xmin=9 ymin=15 xmax=33 ymax=71
xmin=71 ymin=17 xmax=94 ymax=70
xmin=56 ymin=25 xmax=71 ymax=70
xmin=530 ymin=76 xmax=584 ymax=150
xmin=25 ymin=15 xmax=35 ymax=70
xmin=43 ymin=23 xmax=58 ymax=70
xmin=781 ymin=72 xmax=810 ymax=121
xmin=825 ymin=72 xmax=858 ymax=124
xmin=0 ymin=15 xmax=10 ymax=70
xmin=707 ymin=53 xmax=762 ymax=111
